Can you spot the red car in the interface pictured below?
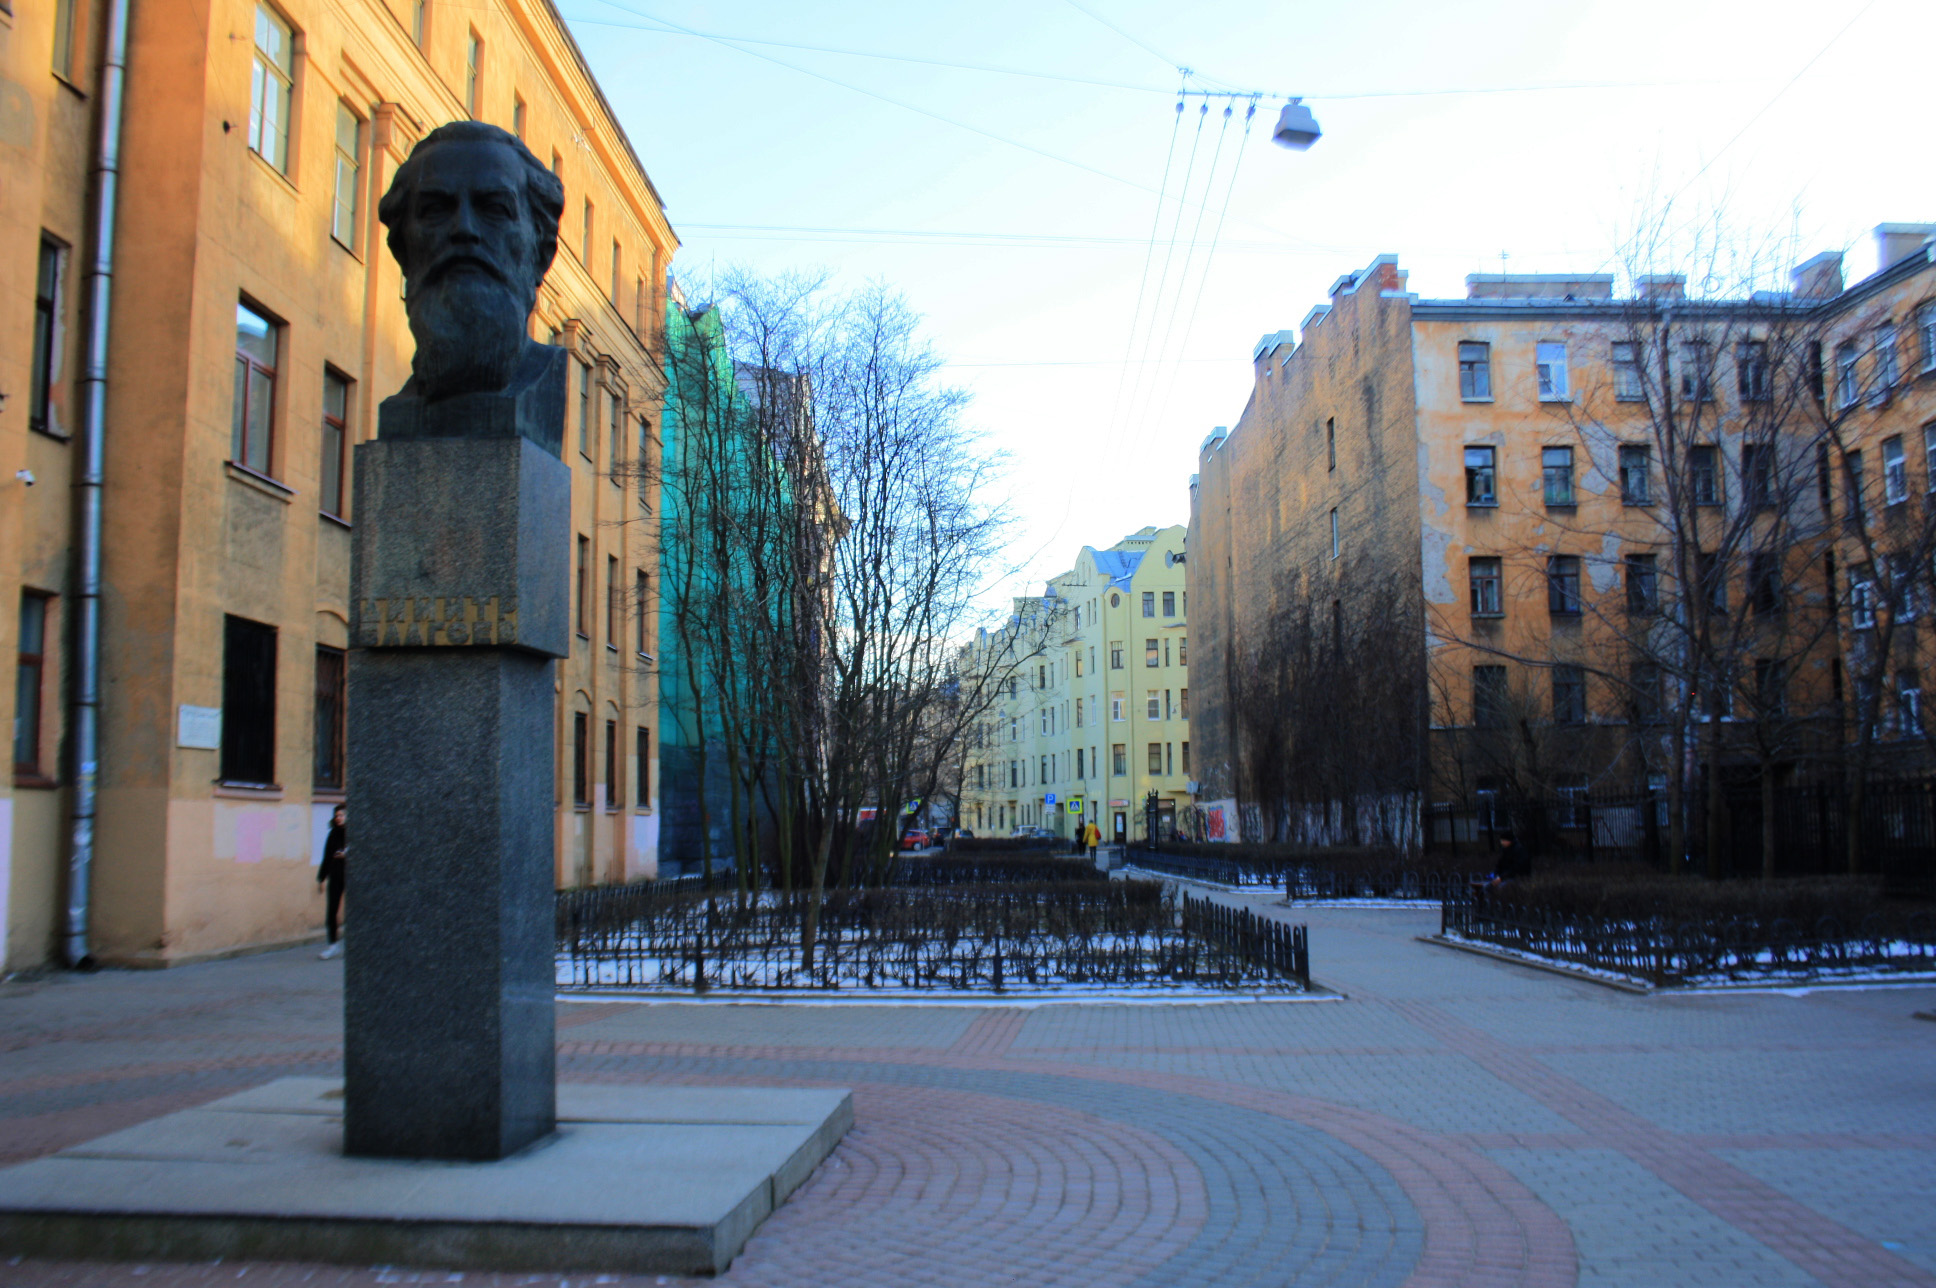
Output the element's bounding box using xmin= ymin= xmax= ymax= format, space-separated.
xmin=899 ymin=829 xmax=930 ymax=850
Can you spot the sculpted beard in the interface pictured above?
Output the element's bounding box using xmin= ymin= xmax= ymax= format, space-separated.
xmin=407 ymin=268 xmax=530 ymax=401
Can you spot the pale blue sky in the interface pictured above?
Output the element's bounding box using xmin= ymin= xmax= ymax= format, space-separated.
xmin=563 ymin=0 xmax=1932 ymax=607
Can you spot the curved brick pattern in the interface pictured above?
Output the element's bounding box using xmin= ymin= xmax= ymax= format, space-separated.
xmin=2 ymin=901 xmax=1933 ymax=1286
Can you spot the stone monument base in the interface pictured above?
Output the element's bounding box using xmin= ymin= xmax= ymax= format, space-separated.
xmin=0 ymin=1078 xmax=852 ymax=1276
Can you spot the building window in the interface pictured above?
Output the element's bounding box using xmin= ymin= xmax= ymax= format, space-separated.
xmin=1678 ymin=340 xmax=1712 ymax=401
xmin=606 ymin=554 xmax=618 ymax=646
xmin=604 ymin=719 xmax=619 ymax=808
xmin=1900 ymin=672 xmax=1922 ymax=736
xmin=232 ymin=301 xmax=279 ymax=476
xmin=1110 ymin=644 xmax=1122 ymax=669
xmin=1181 ymin=741 xmax=1191 ymax=773
xmin=1547 ymin=555 xmax=1581 ymax=616
xmin=1755 ymin=659 xmax=1786 ymax=717
xmin=1146 ymin=690 xmax=1160 ymax=719
xmin=1890 ymin=553 xmax=1919 ymax=623
xmin=638 ymin=417 xmax=653 ymax=508
xmin=1884 ymin=436 xmax=1908 ymax=505
xmin=1875 ymin=324 xmax=1901 ymax=396
xmin=1162 ymin=590 xmax=1175 ymax=617
xmin=1111 ymin=744 xmax=1127 ymax=776
xmin=1178 ymin=637 xmax=1187 ymax=666
xmin=321 ymin=369 xmax=350 ymax=518
xmin=1541 ymin=446 xmax=1574 ymax=505
xmin=1625 ymin=554 xmax=1658 ymax=615
xmin=1472 ymin=665 xmax=1508 ymax=729
xmin=512 ymin=93 xmax=526 ymax=140
xmin=51 ymin=0 xmax=79 ymax=76
xmin=1145 ymin=638 xmax=1159 ymax=667
xmin=1697 ymin=551 xmax=1726 ymax=616
xmin=313 ymin=645 xmax=345 ymax=789
xmin=636 ymin=727 xmax=651 ymax=806
xmin=572 ymin=712 xmax=589 ymax=805
xmin=581 ymin=199 xmax=594 ymax=264
xmin=1612 ymin=340 xmax=1642 ymax=400
xmin=221 ymin=614 xmax=278 ymax=786
xmin=1741 ymin=442 xmax=1774 ymax=511
xmin=577 ymin=362 xmax=592 ymax=457
xmin=1836 ymin=341 xmax=1859 ymax=408
xmin=1918 ymin=302 xmax=1936 ymax=374
xmin=249 ymin=4 xmax=296 ymax=174
xmin=1631 ymin=662 xmax=1662 ymax=725
xmin=1329 ymin=506 xmax=1340 ymax=558
xmin=1180 ymin=687 xmax=1189 ymax=718
xmin=1147 ymin=743 xmax=1163 ymax=775
xmin=1535 ymin=341 xmax=1569 ymax=401
xmin=1552 ymin=665 xmax=1586 ymax=725
xmin=635 ymin=570 xmax=649 ymax=653
xmin=1458 ymin=341 xmax=1491 ymax=400
xmin=1850 ymin=564 xmax=1875 ymax=629
xmin=1844 ymin=449 xmax=1865 ymax=525
xmin=411 ymin=0 xmax=426 ymax=44
xmin=1469 ymin=557 xmax=1503 ymax=618
xmin=14 ymin=593 xmax=51 ymax=777
xmin=1742 ymin=552 xmax=1779 ymax=618
xmin=332 ymin=103 xmax=362 ymax=250
xmin=1736 ymin=340 xmax=1769 ymax=401
xmin=1464 ymin=445 xmax=1496 ymax=505
xmin=1326 ymin=417 xmax=1336 ymax=471
xmin=1076 ymin=748 xmax=1085 ymax=778
xmin=29 ymin=237 xmax=65 ymax=437
xmin=465 ymin=30 xmax=482 ymax=115
xmin=1689 ymin=445 xmax=1719 ymax=506
xmin=1110 ymin=694 xmax=1124 ymax=721
xmin=608 ymin=392 xmax=624 ymax=483
xmin=575 ymin=535 xmax=590 ymax=636
xmin=1142 ymin=591 xmax=1154 ymax=617
xmin=1618 ymin=444 xmax=1650 ymax=504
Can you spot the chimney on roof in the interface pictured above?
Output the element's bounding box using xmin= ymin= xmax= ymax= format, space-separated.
xmin=1791 ymin=252 xmax=1844 ymax=300
xmin=1635 ymin=275 xmax=1685 ymax=301
xmin=1875 ymin=223 xmax=1936 ymax=270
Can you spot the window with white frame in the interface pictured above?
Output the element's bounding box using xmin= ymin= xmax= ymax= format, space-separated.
xmin=1874 ymin=323 xmax=1901 ymax=398
xmin=1925 ymin=423 xmax=1936 ymax=493
xmin=1678 ymin=340 xmax=1713 ymax=401
xmin=1619 ymin=444 xmax=1650 ymax=504
xmin=1146 ymin=691 xmax=1160 ymax=719
xmin=1110 ymin=693 xmax=1124 ymax=721
xmin=1919 ymin=301 xmax=1936 ymax=374
xmin=1850 ymin=564 xmax=1876 ymax=629
xmin=1535 ymin=341 xmax=1569 ymax=401
xmin=1736 ymin=340 xmax=1770 ymax=401
xmin=331 ymin=103 xmax=362 ymax=250
xmin=1884 ymin=435 xmax=1908 ymax=505
xmin=1464 ymin=445 xmax=1496 ymax=505
xmin=1458 ymin=342 xmax=1492 ymax=400
xmin=1836 ymin=341 xmax=1860 ymax=407
xmin=250 ymin=4 xmax=296 ymax=174
xmin=1611 ymin=340 xmax=1642 ymax=400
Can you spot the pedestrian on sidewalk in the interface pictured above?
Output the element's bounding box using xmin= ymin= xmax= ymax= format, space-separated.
xmin=318 ymin=805 xmax=347 ymax=959
xmin=1083 ymin=820 xmax=1100 ymax=858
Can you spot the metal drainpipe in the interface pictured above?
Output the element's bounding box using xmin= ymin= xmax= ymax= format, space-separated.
xmin=65 ymin=0 xmax=133 ymax=968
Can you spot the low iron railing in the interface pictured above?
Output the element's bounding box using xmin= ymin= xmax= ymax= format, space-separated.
xmin=555 ymin=883 xmax=1310 ymax=992
xmin=1180 ymin=893 xmax=1309 ymax=986
xmin=1441 ymin=889 xmax=1936 ymax=985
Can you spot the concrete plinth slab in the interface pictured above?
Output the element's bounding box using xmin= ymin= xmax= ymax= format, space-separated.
xmin=0 ymin=1077 xmax=852 ymax=1276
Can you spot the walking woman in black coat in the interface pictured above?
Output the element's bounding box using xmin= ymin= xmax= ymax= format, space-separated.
xmin=318 ymin=805 xmax=347 ymax=959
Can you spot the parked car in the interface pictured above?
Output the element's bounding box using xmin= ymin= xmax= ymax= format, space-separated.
xmin=899 ymin=829 xmax=930 ymax=850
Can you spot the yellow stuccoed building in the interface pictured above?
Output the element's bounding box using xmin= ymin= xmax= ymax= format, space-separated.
xmin=2 ymin=0 xmax=674 ymax=968
xmin=959 ymin=525 xmax=1193 ymax=846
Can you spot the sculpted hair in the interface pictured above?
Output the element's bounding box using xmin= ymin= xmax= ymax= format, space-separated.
xmin=378 ymin=121 xmax=565 ymax=283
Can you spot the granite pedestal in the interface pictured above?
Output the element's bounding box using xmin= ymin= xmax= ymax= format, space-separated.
xmin=346 ymin=431 xmax=570 ymax=1160
xmin=0 ymin=1077 xmax=854 ymax=1275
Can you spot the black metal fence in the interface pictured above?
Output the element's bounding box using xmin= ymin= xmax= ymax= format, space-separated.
xmin=1125 ymin=847 xmax=1473 ymax=902
xmin=1180 ymin=893 xmax=1309 ymax=986
xmin=555 ymin=883 xmax=1311 ymax=992
xmin=1441 ymin=888 xmax=1936 ymax=986
xmin=892 ymin=855 xmax=1105 ymax=885
xmin=1426 ymin=782 xmax=1936 ymax=894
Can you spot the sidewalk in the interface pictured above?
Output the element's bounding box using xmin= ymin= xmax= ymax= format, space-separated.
xmin=3 ymin=898 xmax=1933 ymax=1287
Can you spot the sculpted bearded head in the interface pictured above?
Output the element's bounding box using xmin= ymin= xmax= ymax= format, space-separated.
xmin=377 ymin=122 xmax=565 ymax=401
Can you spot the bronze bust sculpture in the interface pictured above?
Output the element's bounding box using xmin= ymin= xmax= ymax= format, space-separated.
xmin=375 ymin=121 xmax=569 ymax=457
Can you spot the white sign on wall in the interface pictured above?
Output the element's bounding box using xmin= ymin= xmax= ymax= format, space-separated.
xmin=177 ymin=705 xmax=222 ymax=750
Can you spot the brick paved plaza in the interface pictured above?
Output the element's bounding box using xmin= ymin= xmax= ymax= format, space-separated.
xmin=1 ymin=892 xmax=1932 ymax=1287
